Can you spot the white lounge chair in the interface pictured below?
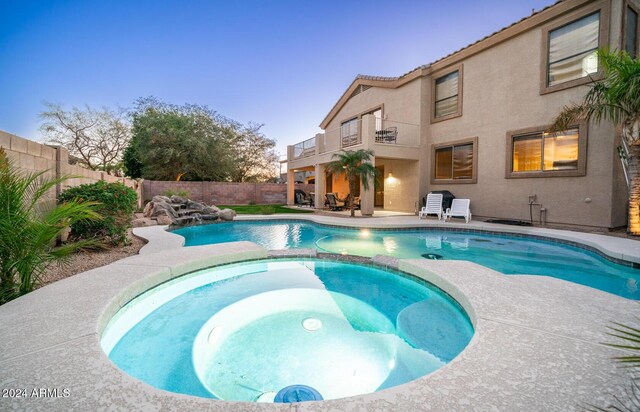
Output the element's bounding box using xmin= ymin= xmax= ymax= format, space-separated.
xmin=419 ymin=193 xmax=443 ymax=220
xmin=444 ymin=199 xmax=472 ymax=223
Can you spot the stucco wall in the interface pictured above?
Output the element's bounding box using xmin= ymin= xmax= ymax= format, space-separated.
xmin=375 ymin=158 xmax=420 ymax=212
xmin=424 ymin=0 xmax=626 ymax=228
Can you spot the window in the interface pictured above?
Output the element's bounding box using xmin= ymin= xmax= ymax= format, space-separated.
xmin=506 ymin=124 xmax=587 ymax=178
xmin=626 ymin=6 xmax=638 ymax=58
xmin=431 ymin=137 xmax=477 ymax=184
xmin=547 ymin=12 xmax=600 ymax=87
xmin=340 ymin=118 xmax=359 ymax=147
xmin=431 ymin=64 xmax=463 ymax=122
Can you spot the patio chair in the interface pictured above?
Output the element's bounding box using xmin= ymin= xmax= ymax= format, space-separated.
xmin=443 ymin=198 xmax=472 ymax=223
xmin=325 ymin=193 xmax=345 ymax=211
xmin=295 ymin=192 xmax=311 ymax=207
xmin=419 ymin=193 xmax=443 ymax=220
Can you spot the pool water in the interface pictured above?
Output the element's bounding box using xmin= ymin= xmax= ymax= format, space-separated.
xmin=101 ymin=260 xmax=473 ymax=402
xmin=173 ymin=220 xmax=640 ymax=300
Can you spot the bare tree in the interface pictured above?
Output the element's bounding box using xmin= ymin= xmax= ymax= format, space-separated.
xmin=229 ymin=122 xmax=279 ymax=182
xmin=39 ymin=102 xmax=131 ymax=174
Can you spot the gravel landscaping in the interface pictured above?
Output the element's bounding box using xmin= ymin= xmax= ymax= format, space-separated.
xmin=39 ymin=230 xmax=146 ymax=287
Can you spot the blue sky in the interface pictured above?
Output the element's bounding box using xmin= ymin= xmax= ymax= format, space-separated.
xmin=0 ymin=0 xmax=556 ymax=157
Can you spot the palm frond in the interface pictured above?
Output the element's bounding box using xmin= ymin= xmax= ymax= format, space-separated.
xmin=0 ymin=148 xmax=103 ymax=304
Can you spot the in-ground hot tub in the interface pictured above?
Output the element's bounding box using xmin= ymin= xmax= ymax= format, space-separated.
xmin=101 ymin=259 xmax=473 ymax=403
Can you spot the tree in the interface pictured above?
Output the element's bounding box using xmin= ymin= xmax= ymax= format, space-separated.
xmin=126 ymin=97 xmax=278 ymax=182
xmin=39 ymin=102 xmax=130 ymax=174
xmin=122 ymin=139 xmax=144 ymax=179
xmin=325 ymin=149 xmax=379 ymax=217
xmin=228 ymin=122 xmax=279 ymax=182
xmin=550 ymin=50 xmax=640 ymax=235
xmin=0 ymin=148 xmax=101 ymax=304
xmin=128 ymin=97 xmax=235 ymax=181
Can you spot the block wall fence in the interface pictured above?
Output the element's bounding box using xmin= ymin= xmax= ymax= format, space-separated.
xmin=143 ymin=181 xmax=314 ymax=205
xmin=0 ymin=130 xmax=142 ymax=207
xmin=1 ymin=130 xmax=313 ymax=208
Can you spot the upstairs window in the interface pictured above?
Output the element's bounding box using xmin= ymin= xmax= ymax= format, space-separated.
xmin=434 ymin=71 xmax=460 ymax=119
xmin=431 ymin=137 xmax=477 ymax=184
xmin=547 ymin=12 xmax=600 ymax=87
xmin=340 ymin=118 xmax=360 ymax=147
xmin=626 ymin=6 xmax=638 ymax=58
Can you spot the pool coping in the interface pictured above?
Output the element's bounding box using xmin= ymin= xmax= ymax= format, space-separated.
xmin=1 ymin=217 xmax=640 ymax=410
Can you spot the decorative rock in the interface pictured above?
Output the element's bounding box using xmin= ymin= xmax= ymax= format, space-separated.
xmin=132 ymin=217 xmax=157 ymax=227
xmin=143 ymin=195 xmax=231 ymax=226
xmin=155 ymin=215 xmax=174 ymax=226
xmin=170 ymin=195 xmax=188 ymax=204
xmin=186 ymin=200 xmax=207 ymax=210
xmin=219 ymin=208 xmax=237 ymax=221
xmin=151 ymin=195 xmax=171 ymax=204
xmin=203 ymin=205 xmax=221 ymax=214
xmin=149 ymin=202 xmax=179 ymax=219
xmin=143 ymin=201 xmax=154 ymax=217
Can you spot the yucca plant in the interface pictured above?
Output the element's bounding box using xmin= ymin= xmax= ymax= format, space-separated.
xmin=0 ymin=148 xmax=102 ymax=304
xmin=325 ymin=149 xmax=379 ymax=217
xmin=550 ymin=50 xmax=640 ymax=235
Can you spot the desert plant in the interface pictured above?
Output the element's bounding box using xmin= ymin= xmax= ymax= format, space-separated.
xmin=325 ymin=149 xmax=379 ymax=217
xmin=162 ymin=189 xmax=190 ymax=198
xmin=58 ymin=181 xmax=137 ymax=245
xmin=0 ymin=148 xmax=101 ymax=304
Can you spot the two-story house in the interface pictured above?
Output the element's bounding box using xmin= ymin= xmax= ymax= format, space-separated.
xmin=287 ymin=0 xmax=638 ymax=229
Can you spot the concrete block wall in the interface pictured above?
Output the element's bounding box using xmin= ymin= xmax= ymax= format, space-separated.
xmin=143 ymin=180 xmax=314 ymax=205
xmin=0 ymin=130 xmax=142 ymax=208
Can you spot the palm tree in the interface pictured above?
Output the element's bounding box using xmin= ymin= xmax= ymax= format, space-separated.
xmin=0 ymin=148 xmax=102 ymax=304
xmin=550 ymin=50 xmax=640 ymax=235
xmin=325 ymin=149 xmax=379 ymax=217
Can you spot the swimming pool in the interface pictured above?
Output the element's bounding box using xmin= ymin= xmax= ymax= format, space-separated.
xmin=172 ymin=220 xmax=640 ymax=300
xmin=101 ymin=259 xmax=473 ymax=402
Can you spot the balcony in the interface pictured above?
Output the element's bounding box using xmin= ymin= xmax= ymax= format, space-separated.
xmin=374 ymin=119 xmax=419 ymax=147
xmin=287 ymin=115 xmax=420 ymax=163
xmin=292 ymin=136 xmax=316 ymax=160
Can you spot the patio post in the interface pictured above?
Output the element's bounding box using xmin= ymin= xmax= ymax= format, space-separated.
xmin=360 ymin=114 xmax=376 ymax=216
xmin=315 ymin=163 xmax=325 ymax=209
xmin=287 ymin=169 xmax=295 ymax=205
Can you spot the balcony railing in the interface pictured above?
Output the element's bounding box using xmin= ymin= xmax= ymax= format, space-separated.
xmin=293 ymin=137 xmax=316 ymax=159
xmin=374 ymin=119 xmax=419 ymax=146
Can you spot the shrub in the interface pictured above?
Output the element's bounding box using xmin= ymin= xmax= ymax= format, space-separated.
xmin=162 ymin=189 xmax=190 ymax=198
xmin=0 ymin=148 xmax=102 ymax=304
xmin=58 ymin=181 xmax=137 ymax=245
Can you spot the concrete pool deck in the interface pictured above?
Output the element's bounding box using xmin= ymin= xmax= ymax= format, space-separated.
xmin=1 ymin=216 xmax=639 ymax=410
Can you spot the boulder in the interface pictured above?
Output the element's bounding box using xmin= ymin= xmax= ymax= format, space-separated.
xmin=132 ymin=218 xmax=157 ymax=227
xmin=219 ymin=208 xmax=237 ymax=221
xmin=186 ymin=200 xmax=207 ymax=210
xmin=148 ymin=201 xmax=179 ymax=218
xmin=170 ymin=195 xmax=188 ymax=204
xmin=155 ymin=214 xmax=174 ymax=226
xmin=203 ymin=205 xmax=221 ymax=214
xmin=151 ymin=195 xmax=171 ymax=204
xmin=143 ymin=201 xmax=154 ymax=217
